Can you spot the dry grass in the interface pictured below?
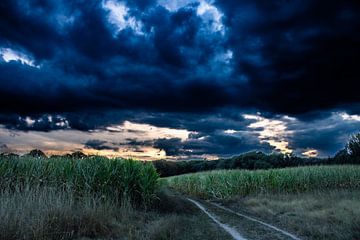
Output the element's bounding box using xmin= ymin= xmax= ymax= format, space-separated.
xmin=0 ymin=187 xmax=230 ymax=240
xmin=0 ymin=156 xmax=232 ymax=239
xmin=166 ymin=165 xmax=360 ymax=239
xmin=220 ymin=190 xmax=360 ymax=240
xmin=0 ymin=187 xmax=117 ymax=240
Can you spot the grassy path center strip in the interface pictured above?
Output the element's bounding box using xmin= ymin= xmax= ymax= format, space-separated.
xmin=208 ymin=202 xmax=301 ymax=240
xmin=187 ymin=198 xmax=247 ymax=240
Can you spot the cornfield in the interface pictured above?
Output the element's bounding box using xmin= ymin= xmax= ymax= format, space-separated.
xmin=0 ymin=156 xmax=159 ymax=206
xmin=166 ymin=165 xmax=360 ymax=199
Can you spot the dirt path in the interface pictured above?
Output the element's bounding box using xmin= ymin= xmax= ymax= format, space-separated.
xmin=187 ymin=198 xmax=247 ymax=240
xmin=208 ymin=201 xmax=301 ymax=240
xmin=187 ymin=197 xmax=302 ymax=240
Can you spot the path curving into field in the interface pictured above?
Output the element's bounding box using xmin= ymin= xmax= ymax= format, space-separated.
xmin=188 ymin=197 xmax=302 ymax=240
xmin=187 ymin=198 xmax=247 ymax=240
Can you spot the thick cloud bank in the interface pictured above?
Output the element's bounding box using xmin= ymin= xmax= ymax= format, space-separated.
xmin=0 ymin=0 xmax=359 ymax=158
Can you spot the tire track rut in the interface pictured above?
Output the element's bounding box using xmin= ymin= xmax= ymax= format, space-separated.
xmin=188 ymin=197 xmax=302 ymax=240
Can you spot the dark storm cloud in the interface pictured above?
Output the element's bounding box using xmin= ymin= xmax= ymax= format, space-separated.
xmin=0 ymin=0 xmax=64 ymax=59
xmin=153 ymin=138 xmax=184 ymax=156
xmin=84 ymin=139 xmax=118 ymax=151
xmin=123 ymin=129 xmax=270 ymax=157
xmin=0 ymin=0 xmax=233 ymax=115
xmin=0 ymin=113 xmax=70 ymax=131
xmin=181 ymin=133 xmax=270 ymax=156
xmin=288 ymin=114 xmax=360 ymax=156
xmin=132 ymin=110 xmax=251 ymax=133
xmin=216 ymin=0 xmax=360 ymax=114
xmin=0 ymin=108 xmax=253 ymax=133
xmin=0 ymin=0 xmax=359 ymax=157
xmin=1 ymin=0 xmax=358 ymax=117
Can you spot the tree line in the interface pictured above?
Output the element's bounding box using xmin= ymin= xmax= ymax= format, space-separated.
xmin=153 ymin=133 xmax=360 ymax=177
xmin=1 ymin=133 xmax=359 ymax=178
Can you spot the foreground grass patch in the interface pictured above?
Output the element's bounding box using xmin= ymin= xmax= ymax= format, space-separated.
xmin=0 ymin=156 xmax=232 ymax=240
xmin=0 ymin=187 xmax=231 ymax=240
xmin=219 ymin=190 xmax=360 ymax=240
xmin=166 ymin=165 xmax=360 ymax=199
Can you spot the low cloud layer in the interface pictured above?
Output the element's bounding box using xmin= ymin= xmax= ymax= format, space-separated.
xmin=1 ymin=111 xmax=359 ymax=159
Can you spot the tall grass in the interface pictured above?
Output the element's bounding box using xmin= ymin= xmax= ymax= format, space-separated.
xmin=166 ymin=165 xmax=360 ymax=199
xmin=0 ymin=187 xmax=119 ymax=240
xmin=0 ymin=155 xmax=223 ymax=240
xmin=0 ymin=156 xmax=159 ymax=206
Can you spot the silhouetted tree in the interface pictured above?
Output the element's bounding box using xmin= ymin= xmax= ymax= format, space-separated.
xmin=26 ymin=149 xmax=47 ymax=158
xmin=71 ymin=151 xmax=87 ymax=159
xmin=333 ymin=149 xmax=350 ymax=164
xmin=347 ymin=133 xmax=360 ymax=161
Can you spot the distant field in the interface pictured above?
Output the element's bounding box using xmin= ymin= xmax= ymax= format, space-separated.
xmin=166 ymin=165 xmax=360 ymax=199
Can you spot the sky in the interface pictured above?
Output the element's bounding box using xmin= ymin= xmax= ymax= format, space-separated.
xmin=0 ymin=0 xmax=359 ymax=160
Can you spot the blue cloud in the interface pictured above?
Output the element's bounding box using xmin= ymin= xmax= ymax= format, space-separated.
xmin=0 ymin=0 xmax=359 ymax=157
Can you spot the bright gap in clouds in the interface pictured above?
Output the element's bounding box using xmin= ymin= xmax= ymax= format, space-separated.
xmin=340 ymin=112 xmax=360 ymax=122
xmin=158 ymin=0 xmax=225 ymax=34
xmin=302 ymin=149 xmax=319 ymax=157
xmin=157 ymin=0 xmax=196 ymax=11
xmin=196 ymin=0 xmax=224 ymax=33
xmin=105 ymin=121 xmax=191 ymax=141
xmin=243 ymin=114 xmax=293 ymax=154
xmin=102 ymin=0 xmax=144 ymax=35
xmin=0 ymin=121 xmax=193 ymax=160
xmin=0 ymin=48 xmax=38 ymax=68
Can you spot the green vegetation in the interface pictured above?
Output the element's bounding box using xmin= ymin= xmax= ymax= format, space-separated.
xmin=0 ymin=156 xmax=159 ymax=206
xmin=0 ymin=186 xmax=230 ymax=240
xmin=154 ymin=132 xmax=360 ymax=177
xmin=220 ymin=190 xmax=360 ymax=240
xmin=166 ymin=165 xmax=360 ymax=199
xmin=153 ymin=152 xmax=320 ymax=177
xmin=347 ymin=132 xmax=360 ymax=158
xmin=0 ymin=133 xmax=359 ymax=239
xmin=153 ymin=149 xmax=360 ymax=178
xmin=165 ymin=163 xmax=360 ymax=239
xmin=0 ymin=155 xmax=231 ymax=240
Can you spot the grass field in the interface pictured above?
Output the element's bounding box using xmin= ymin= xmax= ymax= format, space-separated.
xmin=1 ymin=155 xmax=360 ymax=239
xmin=166 ymin=165 xmax=360 ymax=239
xmin=0 ymin=156 xmax=159 ymax=206
xmin=0 ymin=156 xmax=161 ymax=239
xmin=0 ymin=156 xmax=231 ymax=240
xmin=166 ymin=165 xmax=360 ymax=199
xmin=218 ymin=190 xmax=360 ymax=240
xmin=0 ymin=186 xmax=231 ymax=240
